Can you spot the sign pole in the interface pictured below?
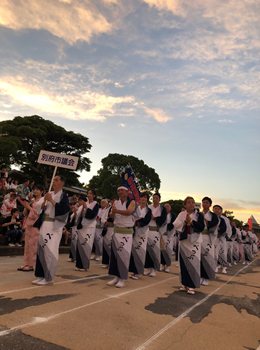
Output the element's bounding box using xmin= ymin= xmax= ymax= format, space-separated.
xmin=48 ymin=166 xmax=58 ymax=193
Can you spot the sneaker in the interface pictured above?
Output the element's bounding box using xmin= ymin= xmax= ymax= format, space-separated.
xmin=95 ymin=256 xmax=100 ymax=261
xmin=15 ymin=243 xmax=22 ymax=247
xmin=180 ymin=285 xmax=188 ymax=292
xmin=149 ymin=269 xmax=156 ymax=277
xmin=187 ymin=288 xmax=195 ymax=295
xmin=90 ymin=255 xmax=95 ymax=260
xmin=107 ymin=277 xmax=119 ymax=286
xmin=130 ymin=274 xmax=140 ymax=280
xmin=115 ymin=279 xmax=125 ymax=288
xmin=36 ymin=278 xmax=53 ymax=286
xmin=160 ymin=265 xmax=165 ymax=271
xmin=234 ymin=262 xmax=237 ymax=265
xmin=222 ymin=267 xmax=227 ymax=274
xmin=31 ymin=278 xmax=44 ymax=285
xmin=246 ymin=261 xmax=250 ymax=265
xmin=164 ymin=266 xmax=170 ymax=273
xmin=242 ymin=261 xmax=246 ymax=264
xmin=144 ymin=268 xmax=152 ymax=276
xmin=67 ymin=258 xmax=74 ymax=262
xmin=8 ymin=243 xmax=15 ymax=247
xmin=228 ymin=263 xmax=232 ymax=267
xmin=215 ymin=266 xmax=220 ymax=273
xmin=102 ymin=265 xmax=109 ymax=268
xmin=201 ymin=279 xmax=209 ymax=286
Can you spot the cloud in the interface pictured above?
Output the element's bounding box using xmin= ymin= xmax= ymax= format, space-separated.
xmin=142 ymin=106 xmax=171 ymax=123
xmin=115 ymin=82 xmax=124 ymax=88
xmin=118 ymin=123 xmax=126 ymax=127
xmin=218 ymin=119 xmax=234 ymax=123
xmin=0 ymin=0 xmax=116 ymax=44
xmin=0 ymin=76 xmax=134 ymax=121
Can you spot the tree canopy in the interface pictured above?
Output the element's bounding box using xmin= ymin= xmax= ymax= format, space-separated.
xmin=88 ymin=153 xmax=161 ymax=198
xmin=223 ymin=210 xmax=244 ymax=227
xmin=161 ymin=199 xmax=184 ymax=216
xmin=0 ymin=115 xmax=92 ymax=187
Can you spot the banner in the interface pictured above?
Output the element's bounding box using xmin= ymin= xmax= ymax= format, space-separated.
xmin=248 ymin=218 xmax=253 ymax=230
xmin=121 ymin=167 xmax=140 ymax=202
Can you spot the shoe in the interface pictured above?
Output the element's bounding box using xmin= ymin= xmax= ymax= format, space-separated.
xmin=8 ymin=243 xmax=15 ymax=247
xmin=130 ymin=274 xmax=140 ymax=280
xmin=102 ymin=265 xmax=109 ymax=268
xmin=95 ymin=256 xmax=100 ymax=261
xmin=201 ymin=279 xmax=209 ymax=286
xmin=187 ymin=288 xmax=195 ymax=295
xmin=22 ymin=266 xmax=34 ymax=272
xmin=164 ymin=266 xmax=170 ymax=273
xmin=144 ymin=268 xmax=152 ymax=276
xmin=215 ymin=266 xmax=220 ymax=273
xmin=222 ymin=267 xmax=227 ymax=274
xmin=17 ymin=266 xmax=25 ymax=271
xmin=115 ymin=279 xmax=125 ymax=288
xmin=107 ymin=277 xmax=119 ymax=286
xmin=176 ymin=264 xmax=179 ymax=267
xmin=242 ymin=261 xmax=246 ymax=264
xmin=36 ymin=278 xmax=53 ymax=285
xmin=15 ymin=243 xmax=22 ymax=247
xmin=75 ymin=267 xmax=86 ymax=271
xmin=90 ymin=255 xmax=95 ymax=260
xmin=246 ymin=262 xmax=250 ymax=265
xmin=180 ymin=285 xmax=188 ymax=292
xmin=160 ymin=265 xmax=165 ymax=271
xmin=67 ymin=258 xmax=74 ymax=262
xmin=31 ymin=278 xmax=44 ymax=285
xmin=228 ymin=263 xmax=232 ymax=267
xmin=149 ymin=269 xmax=156 ymax=277
xmin=234 ymin=262 xmax=237 ymax=265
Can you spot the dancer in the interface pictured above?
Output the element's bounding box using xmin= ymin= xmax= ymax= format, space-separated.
xmin=231 ymin=221 xmax=240 ymax=265
xmin=129 ymin=192 xmax=151 ymax=280
xmin=32 ymin=175 xmax=70 ymax=285
xmin=92 ymin=199 xmax=108 ymax=261
xmin=212 ymin=205 xmax=227 ymax=274
xmin=174 ymin=196 xmax=205 ymax=295
xmin=75 ymin=189 xmax=99 ymax=271
xmin=160 ymin=203 xmax=176 ymax=273
xmin=241 ymin=224 xmax=254 ymax=264
xmin=200 ymin=197 xmax=219 ymax=286
xmin=18 ymin=185 xmax=44 ymax=271
xmin=107 ymin=186 xmax=136 ymax=288
xmin=101 ymin=196 xmax=117 ymax=268
xmin=144 ymin=193 xmax=167 ymax=277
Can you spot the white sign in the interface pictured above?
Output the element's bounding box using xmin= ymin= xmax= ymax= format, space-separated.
xmin=37 ymin=150 xmax=79 ymax=170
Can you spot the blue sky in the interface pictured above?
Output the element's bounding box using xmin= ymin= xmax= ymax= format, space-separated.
xmin=0 ymin=0 xmax=259 ymax=222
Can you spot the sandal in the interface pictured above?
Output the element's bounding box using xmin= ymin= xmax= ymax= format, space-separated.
xmin=187 ymin=288 xmax=195 ymax=295
xmin=22 ymin=266 xmax=34 ymax=272
xmin=180 ymin=285 xmax=188 ymax=291
xmin=17 ymin=266 xmax=25 ymax=271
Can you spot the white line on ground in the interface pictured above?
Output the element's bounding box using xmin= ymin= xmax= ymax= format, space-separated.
xmin=0 ymin=276 xmax=177 ymax=337
xmin=0 ymin=274 xmax=109 ymax=296
xmin=135 ymin=260 xmax=256 ymax=350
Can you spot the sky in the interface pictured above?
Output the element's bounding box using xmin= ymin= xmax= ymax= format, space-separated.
xmin=0 ymin=0 xmax=259 ymax=223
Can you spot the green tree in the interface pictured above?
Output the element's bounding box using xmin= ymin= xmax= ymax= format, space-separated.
xmin=88 ymin=153 xmax=161 ymax=198
xmin=161 ymin=199 xmax=184 ymax=216
xmin=223 ymin=210 xmax=243 ymax=227
xmin=0 ymin=115 xmax=92 ymax=188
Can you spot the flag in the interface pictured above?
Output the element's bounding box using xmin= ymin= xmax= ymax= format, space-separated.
xmin=121 ymin=167 xmax=140 ymax=202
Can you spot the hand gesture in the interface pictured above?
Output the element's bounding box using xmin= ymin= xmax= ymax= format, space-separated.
xmin=44 ymin=193 xmax=53 ymax=202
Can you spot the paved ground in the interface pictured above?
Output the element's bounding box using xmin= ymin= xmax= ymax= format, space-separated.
xmin=0 ymin=254 xmax=260 ymax=350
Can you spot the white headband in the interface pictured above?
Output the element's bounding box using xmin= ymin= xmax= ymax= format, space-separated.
xmin=117 ymin=186 xmax=128 ymax=191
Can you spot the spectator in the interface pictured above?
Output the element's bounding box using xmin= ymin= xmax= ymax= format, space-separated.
xmin=69 ymin=194 xmax=78 ymax=206
xmin=62 ymin=226 xmax=70 ymax=246
xmin=0 ymin=177 xmax=7 ymax=196
xmin=0 ymin=192 xmax=17 ymax=218
xmin=29 ymin=180 xmax=35 ymax=192
xmin=6 ymin=177 xmax=16 ymax=190
xmin=0 ymin=164 xmax=8 ymax=178
xmin=13 ymin=179 xmax=19 ymax=188
xmin=4 ymin=189 xmax=16 ymax=201
xmin=1 ymin=208 xmax=23 ymax=247
xmin=16 ymin=179 xmax=32 ymax=202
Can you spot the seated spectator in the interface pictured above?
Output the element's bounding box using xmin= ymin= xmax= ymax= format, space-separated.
xmin=0 ymin=192 xmax=17 ymax=217
xmin=16 ymin=179 xmax=32 ymax=202
xmin=29 ymin=180 xmax=35 ymax=192
xmin=1 ymin=208 xmax=23 ymax=247
xmin=0 ymin=177 xmax=7 ymax=196
xmin=6 ymin=177 xmax=16 ymax=190
xmin=0 ymin=164 xmax=8 ymax=178
xmin=4 ymin=189 xmax=16 ymax=200
xmin=13 ymin=179 xmax=19 ymax=188
xmin=62 ymin=226 xmax=70 ymax=246
xmin=69 ymin=194 xmax=78 ymax=206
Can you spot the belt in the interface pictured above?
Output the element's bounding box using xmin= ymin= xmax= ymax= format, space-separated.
xmin=96 ymin=225 xmax=102 ymax=229
xmin=202 ymin=229 xmax=209 ymax=235
xmin=107 ymin=223 xmax=114 ymax=227
xmin=163 ymin=232 xmax=168 ymax=236
xmin=113 ymin=226 xmax=133 ymax=234
xmin=149 ymin=226 xmax=158 ymax=232
xmin=43 ymin=214 xmax=54 ymax=223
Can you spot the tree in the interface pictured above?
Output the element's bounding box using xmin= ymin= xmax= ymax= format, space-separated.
xmin=223 ymin=210 xmax=244 ymax=227
xmin=161 ymin=199 xmax=184 ymax=216
xmin=88 ymin=153 xmax=161 ymax=198
xmin=0 ymin=115 xmax=92 ymax=188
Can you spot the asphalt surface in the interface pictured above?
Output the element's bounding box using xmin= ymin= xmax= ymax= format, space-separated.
xmin=0 ymin=254 xmax=260 ymax=350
